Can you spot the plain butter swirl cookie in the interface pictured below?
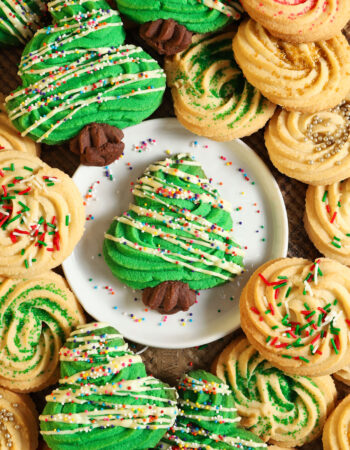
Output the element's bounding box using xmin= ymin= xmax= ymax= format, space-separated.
xmin=265 ymin=98 xmax=350 ymax=185
xmin=0 ymin=150 xmax=84 ymax=277
xmin=213 ymin=336 xmax=336 ymax=447
xmin=0 ymin=387 xmax=38 ymax=449
xmin=240 ymin=0 xmax=350 ymax=43
xmin=0 ymin=95 xmax=39 ymax=156
xmin=165 ymin=32 xmax=276 ymax=141
xmin=0 ymin=271 xmax=85 ymax=392
xmin=233 ymin=19 xmax=350 ymax=113
xmin=323 ymin=393 xmax=350 ymax=449
xmin=240 ymin=257 xmax=350 ymax=376
xmin=304 ymin=180 xmax=350 ymax=265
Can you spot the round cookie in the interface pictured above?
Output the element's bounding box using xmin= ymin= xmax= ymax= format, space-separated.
xmin=0 ymin=271 xmax=85 ymax=392
xmin=103 ymin=153 xmax=244 ymax=292
xmin=115 ymin=0 xmax=243 ymax=34
xmin=213 ymin=336 xmax=336 ymax=447
xmin=0 ymin=150 xmax=85 ymax=277
xmin=323 ymin=393 xmax=350 ymax=449
xmin=165 ymin=32 xmax=276 ymax=142
xmin=304 ymin=180 xmax=350 ymax=266
xmin=0 ymin=387 xmax=38 ymax=449
xmin=6 ymin=0 xmax=166 ymax=145
xmin=0 ymin=95 xmax=39 ymax=155
xmin=159 ymin=369 xmax=267 ymax=449
xmin=233 ymin=19 xmax=350 ymax=114
xmin=264 ymin=99 xmax=350 ymax=185
xmin=40 ymin=322 xmax=178 ymax=449
xmin=240 ymin=0 xmax=350 ymax=44
xmin=0 ymin=0 xmax=47 ymax=46
xmin=334 ymin=364 xmax=350 ymax=386
xmin=240 ymin=257 xmax=350 ymax=377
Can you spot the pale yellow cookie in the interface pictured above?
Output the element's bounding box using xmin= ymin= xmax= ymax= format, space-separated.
xmin=0 ymin=150 xmax=85 ymax=276
xmin=213 ymin=336 xmax=336 ymax=447
xmin=240 ymin=0 xmax=350 ymax=43
xmin=334 ymin=364 xmax=350 ymax=386
xmin=0 ymin=386 xmax=38 ymax=449
xmin=0 ymin=271 xmax=85 ymax=393
xmin=233 ymin=19 xmax=350 ymax=113
xmin=304 ymin=180 xmax=350 ymax=265
xmin=323 ymin=393 xmax=350 ymax=449
xmin=264 ymin=99 xmax=350 ymax=185
xmin=165 ymin=31 xmax=276 ymax=141
xmin=240 ymin=257 xmax=350 ymax=376
xmin=0 ymin=95 xmax=39 ymax=156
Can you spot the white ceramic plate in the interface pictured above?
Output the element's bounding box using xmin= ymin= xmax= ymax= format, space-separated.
xmin=63 ymin=118 xmax=288 ymax=349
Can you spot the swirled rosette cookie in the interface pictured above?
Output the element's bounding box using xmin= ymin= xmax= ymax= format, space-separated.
xmin=233 ymin=19 xmax=350 ymax=113
xmin=159 ymin=369 xmax=267 ymax=450
xmin=40 ymin=322 xmax=178 ymax=449
xmin=304 ymin=180 xmax=350 ymax=265
xmin=323 ymin=393 xmax=350 ymax=449
xmin=0 ymin=271 xmax=85 ymax=392
xmin=103 ymin=153 xmax=244 ymax=312
xmin=0 ymin=0 xmax=47 ymax=46
xmin=0 ymin=95 xmax=39 ymax=156
xmin=265 ymin=99 xmax=350 ymax=185
xmin=240 ymin=0 xmax=350 ymax=43
xmin=165 ymin=32 xmax=276 ymax=141
xmin=213 ymin=336 xmax=336 ymax=447
xmin=115 ymin=0 xmax=243 ymax=34
xmin=0 ymin=387 xmax=38 ymax=449
xmin=5 ymin=0 xmax=166 ymax=146
xmin=0 ymin=150 xmax=84 ymax=276
xmin=334 ymin=364 xmax=350 ymax=386
xmin=240 ymin=257 xmax=350 ymax=376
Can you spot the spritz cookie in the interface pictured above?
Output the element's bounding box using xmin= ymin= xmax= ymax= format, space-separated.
xmin=304 ymin=180 xmax=350 ymax=266
xmin=213 ymin=336 xmax=336 ymax=447
xmin=334 ymin=364 xmax=350 ymax=386
xmin=0 ymin=271 xmax=85 ymax=393
xmin=0 ymin=387 xmax=38 ymax=449
xmin=323 ymin=393 xmax=350 ymax=449
xmin=0 ymin=95 xmax=39 ymax=156
xmin=240 ymin=257 xmax=350 ymax=376
xmin=233 ymin=19 xmax=350 ymax=113
xmin=240 ymin=0 xmax=350 ymax=43
xmin=40 ymin=322 xmax=178 ymax=449
xmin=165 ymin=32 xmax=276 ymax=141
xmin=0 ymin=150 xmax=84 ymax=277
xmin=265 ymin=98 xmax=350 ymax=185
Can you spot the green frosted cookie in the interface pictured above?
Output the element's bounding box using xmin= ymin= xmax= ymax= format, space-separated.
xmin=115 ymin=0 xmax=243 ymax=33
xmin=103 ymin=153 xmax=244 ymax=291
xmin=0 ymin=0 xmax=47 ymax=46
xmin=40 ymin=322 xmax=178 ymax=449
xmin=6 ymin=0 xmax=166 ymax=145
xmin=159 ymin=369 xmax=267 ymax=449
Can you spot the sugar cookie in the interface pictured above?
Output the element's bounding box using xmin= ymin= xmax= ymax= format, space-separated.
xmin=323 ymin=393 xmax=350 ymax=449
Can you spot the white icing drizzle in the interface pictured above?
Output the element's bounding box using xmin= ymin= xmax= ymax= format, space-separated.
xmin=40 ymin=323 xmax=178 ymax=435
xmin=0 ymin=0 xmax=43 ymax=43
xmin=181 ymin=376 xmax=231 ymax=395
xmin=201 ymin=0 xmax=243 ymax=17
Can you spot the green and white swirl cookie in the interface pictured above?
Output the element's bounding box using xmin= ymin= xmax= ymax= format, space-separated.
xmin=165 ymin=32 xmax=276 ymax=141
xmin=0 ymin=271 xmax=85 ymax=393
xmin=0 ymin=0 xmax=47 ymax=46
xmin=213 ymin=336 xmax=337 ymax=447
xmin=115 ymin=0 xmax=243 ymax=33
xmin=6 ymin=0 xmax=166 ymax=145
xmin=40 ymin=322 xmax=178 ymax=450
xmin=159 ymin=369 xmax=267 ymax=449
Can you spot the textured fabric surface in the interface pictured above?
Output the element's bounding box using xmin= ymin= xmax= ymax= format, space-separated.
xmin=1 ymin=21 xmax=350 ymax=449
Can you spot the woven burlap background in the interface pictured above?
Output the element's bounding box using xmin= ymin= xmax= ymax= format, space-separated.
xmin=1 ymin=20 xmax=350 ymax=450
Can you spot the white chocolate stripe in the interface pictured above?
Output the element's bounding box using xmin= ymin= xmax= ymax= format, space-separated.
xmin=105 ymin=234 xmax=241 ymax=280
xmin=178 ymin=399 xmax=237 ymax=413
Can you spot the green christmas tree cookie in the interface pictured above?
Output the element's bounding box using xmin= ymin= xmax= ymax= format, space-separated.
xmin=40 ymin=322 xmax=178 ymax=449
xmin=115 ymin=0 xmax=243 ymax=33
xmin=0 ymin=0 xmax=47 ymax=46
xmin=159 ymin=369 xmax=267 ymax=449
xmin=6 ymin=0 xmax=166 ymax=145
xmin=103 ymin=153 xmax=244 ymax=301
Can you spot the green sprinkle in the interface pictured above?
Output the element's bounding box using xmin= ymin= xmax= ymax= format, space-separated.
xmin=304 ymin=303 xmax=310 ymax=310
xmin=271 ymin=325 xmax=279 ymax=330
xmin=333 ymin=236 xmax=341 ymax=241
xmin=273 ymin=282 xmax=287 ymax=289
xmin=38 ymin=216 xmax=44 ymax=224
xmin=285 ymin=286 xmax=292 ymax=298
xmin=331 ymin=241 xmax=341 ymax=248
xmin=346 ymin=234 xmax=350 ymax=237
xmin=4 ymin=214 xmax=21 ymax=227
xmin=318 ymin=266 xmax=323 ymax=276
xmin=299 ymin=356 xmax=310 ymax=363
xmin=331 ymin=338 xmax=339 ymax=354
xmin=333 ymin=299 xmax=338 ymax=305
xmin=47 ymin=223 xmax=56 ymax=229
xmin=277 ymin=302 xmax=282 ymax=307
xmin=277 ymin=276 xmax=288 ymax=280
xmin=310 ymin=344 xmax=314 ymax=353
xmin=37 ymin=240 xmax=47 ymax=247
xmin=338 ymin=201 xmax=341 ymax=207
xmin=10 ymin=164 xmax=14 ymax=172
xmin=7 ymin=183 xmax=14 ymax=187
xmin=296 ymin=325 xmax=300 ymax=335
xmin=322 ymin=191 xmax=328 ymax=202
xmin=20 ymin=249 xmax=25 ymax=256
xmin=293 ymin=338 xmax=302 ymax=347
xmin=306 ymin=311 xmax=316 ymax=319
xmin=321 ymin=330 xmax=325 ymax=338
xmin=303 ymin=272 xmax=312 ymax=282
xmin=23 ymin=166 xmax=33 ymax=172
xmin=282 ymin=355 xmax=292 ymax=359
xmin=266 ymin=336 xmax=271 ymax=343
xmin=317 ymin=314 xmax=323 ymax=327
xmin=265 ymin=309 xmax=271 ymax=315
xmin=325 ymin=303 xmax=332 ymax=310
xmin=65 ymin=215 xmax=70 ymax=226
xmin=24 ymin=259 xmax=28 ymax=269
